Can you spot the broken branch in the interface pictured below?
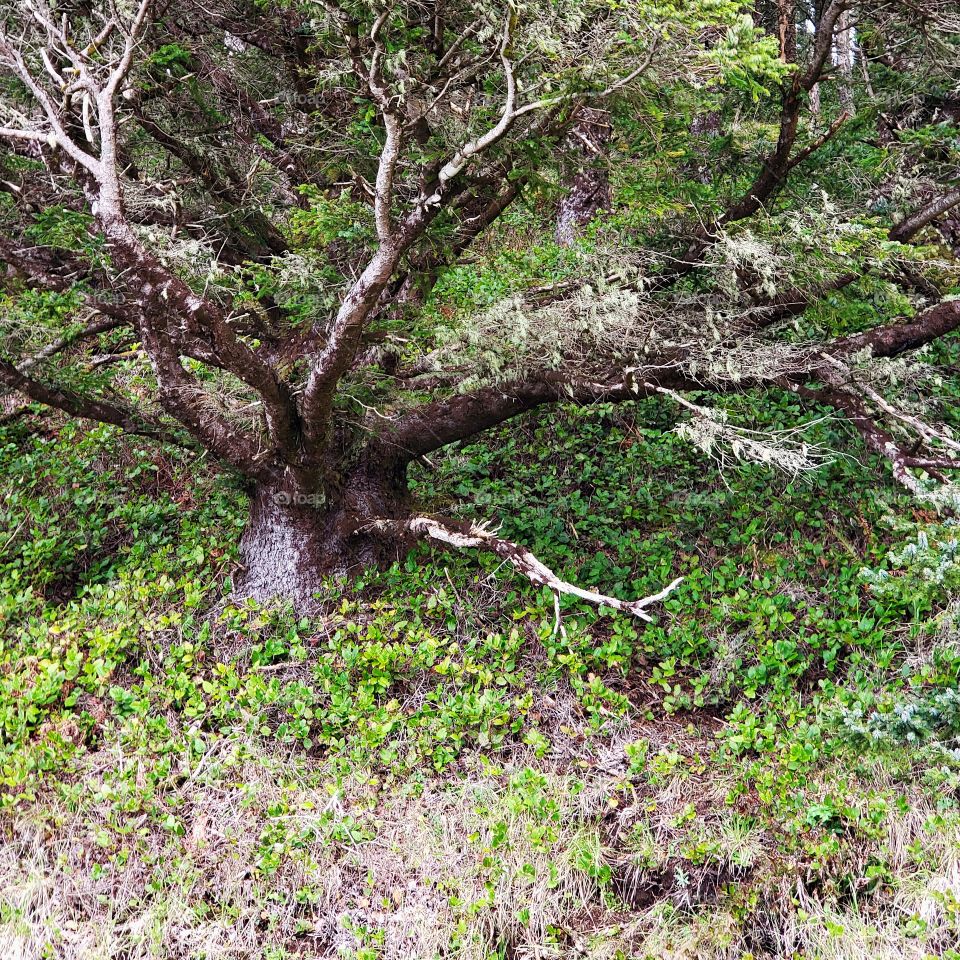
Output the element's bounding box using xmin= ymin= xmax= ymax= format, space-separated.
xmin=368 ymin=514 xmax=683 ymax=623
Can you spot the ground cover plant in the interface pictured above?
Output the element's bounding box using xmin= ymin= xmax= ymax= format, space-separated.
xmin=1 ymin=0 xmax=960 ymax=957
xmin=4 ymin=395 xmax=960 ymax=958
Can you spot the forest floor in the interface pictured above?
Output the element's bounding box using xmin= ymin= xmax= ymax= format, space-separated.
xmin=2 ymin=392 xmax=960 ymax=959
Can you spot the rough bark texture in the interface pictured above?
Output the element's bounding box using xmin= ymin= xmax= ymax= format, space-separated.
xmin=834 ymin=9 xmax=855 ymax=116
xmin=236 ymin=465 xmax=410 ymax=606
xmin=236 ymin=484 xmax=335 ymax=605
xmin=556 ymin=107 xmax=611 ymax=246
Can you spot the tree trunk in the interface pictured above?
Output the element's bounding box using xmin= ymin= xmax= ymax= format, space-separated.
xmin=555 ymin=107 xmax=612 ymax=246
xmin=235 ymin=464 xmax=410 ymax=607
xmin=834 ymin=9 xmax=855 ymax=116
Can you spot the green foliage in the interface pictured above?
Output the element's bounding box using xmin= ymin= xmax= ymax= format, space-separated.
xmin=0 ymin=386 xmax=952 ymax=800
xmin=23 ymin=207 xmax=97 ymax=253
xmin=289 ymin=187 xmax=375 ymax=252
xmin=3 ymin=381 xmax=960 ymax=954
xmin=2 ymin=0 xmax=960 ymax=952
xmin=146 ymin=43 xmax=194 ymax=79
xmin=706 ymin=13 xmax=793 ymax=98
xmin=862 ymin=524 xmax=960 ymax=616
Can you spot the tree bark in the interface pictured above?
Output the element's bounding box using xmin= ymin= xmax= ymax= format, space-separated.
xmin=556 ymin=107 xmax=611 ymax=246
xmin=834 ymin=9 xmax=855 ymax=116
xmin=235 ymin=463 xmax=410 ymax=606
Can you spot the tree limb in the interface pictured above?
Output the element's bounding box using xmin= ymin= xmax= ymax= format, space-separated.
xmin=0 ymin=351 xmax=178 ymax=443
xmin=368 ymin=513 xmax=683 ymax=624
xmin=889 ymin=186 xmax=960 ymax=243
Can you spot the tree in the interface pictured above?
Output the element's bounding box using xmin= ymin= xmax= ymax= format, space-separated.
xmin=1 ymin=0 xmax=959 ymax=611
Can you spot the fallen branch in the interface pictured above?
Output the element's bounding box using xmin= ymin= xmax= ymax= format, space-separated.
xmin=366 ymin=514 xmax=683 ymax=627
xmin=791 ymin=382 xmax=928 ymax=495
xmin=889 ymin=186 xmax=960 ymax=243
xmin=819 ymin=352 xmax=960 ymax=458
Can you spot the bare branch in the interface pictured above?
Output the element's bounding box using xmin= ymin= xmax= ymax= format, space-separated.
xmin=424 ymin=13 xmax=519 ymax=197
xmin=16 ymin=315 xmax=125 ymax=373
xmin=0 ymin=34 xmax=101 ymax=173
xmin=792 ymin=382 xmax=928 ymax=495
xmin=365 ymin=9 xmax=402 ymax=244
xmin=0 ymin=126 xmax=45 ymax=142
xmin=369 ymin=514 xmax=683 ymax=623
xmin=0 ymin=351 xmax=174 ymax=443
xmin=103 ymin=0 xmax=152 ymax=98
xmin=889 ymin=187 xmax=960 ymax=243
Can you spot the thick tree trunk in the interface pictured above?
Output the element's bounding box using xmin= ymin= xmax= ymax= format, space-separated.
xmin=235 ymin=464 xmax=410 ymax=607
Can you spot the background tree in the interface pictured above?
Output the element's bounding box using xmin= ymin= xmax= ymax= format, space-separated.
xmin=1 ymin=0 xmax=959 ymax=613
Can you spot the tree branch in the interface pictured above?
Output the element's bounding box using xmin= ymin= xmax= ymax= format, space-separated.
xmin=889 ymin=186 xmax=960 ymax=243
xmin=833 ymin=298 xmax=960 ymax=358
xmin=378 ymin=370 xmax=705 ymax=463
xmin=367 ymin=513 xmax=683 ymax=625
xmin=15 ymin=315 xmax=125 ymax=372
xmin=790 ymin=382 xmax=928 ymax=494
xmin=0 ymin=352 xmax=177 ymax=443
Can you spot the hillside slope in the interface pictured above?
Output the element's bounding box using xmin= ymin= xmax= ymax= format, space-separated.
xmin=2 ymin=395 xmax=960 ymax=959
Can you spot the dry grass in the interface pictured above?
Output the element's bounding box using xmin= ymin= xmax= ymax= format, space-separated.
xmin=3 ymin=719 xmax=959 ymax=959
xmin=1 ymin=728 xmax=614 ymax=960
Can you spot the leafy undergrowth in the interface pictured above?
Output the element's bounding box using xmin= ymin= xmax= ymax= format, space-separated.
xmin=2 ymin=397 xmax=960 ymax=959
